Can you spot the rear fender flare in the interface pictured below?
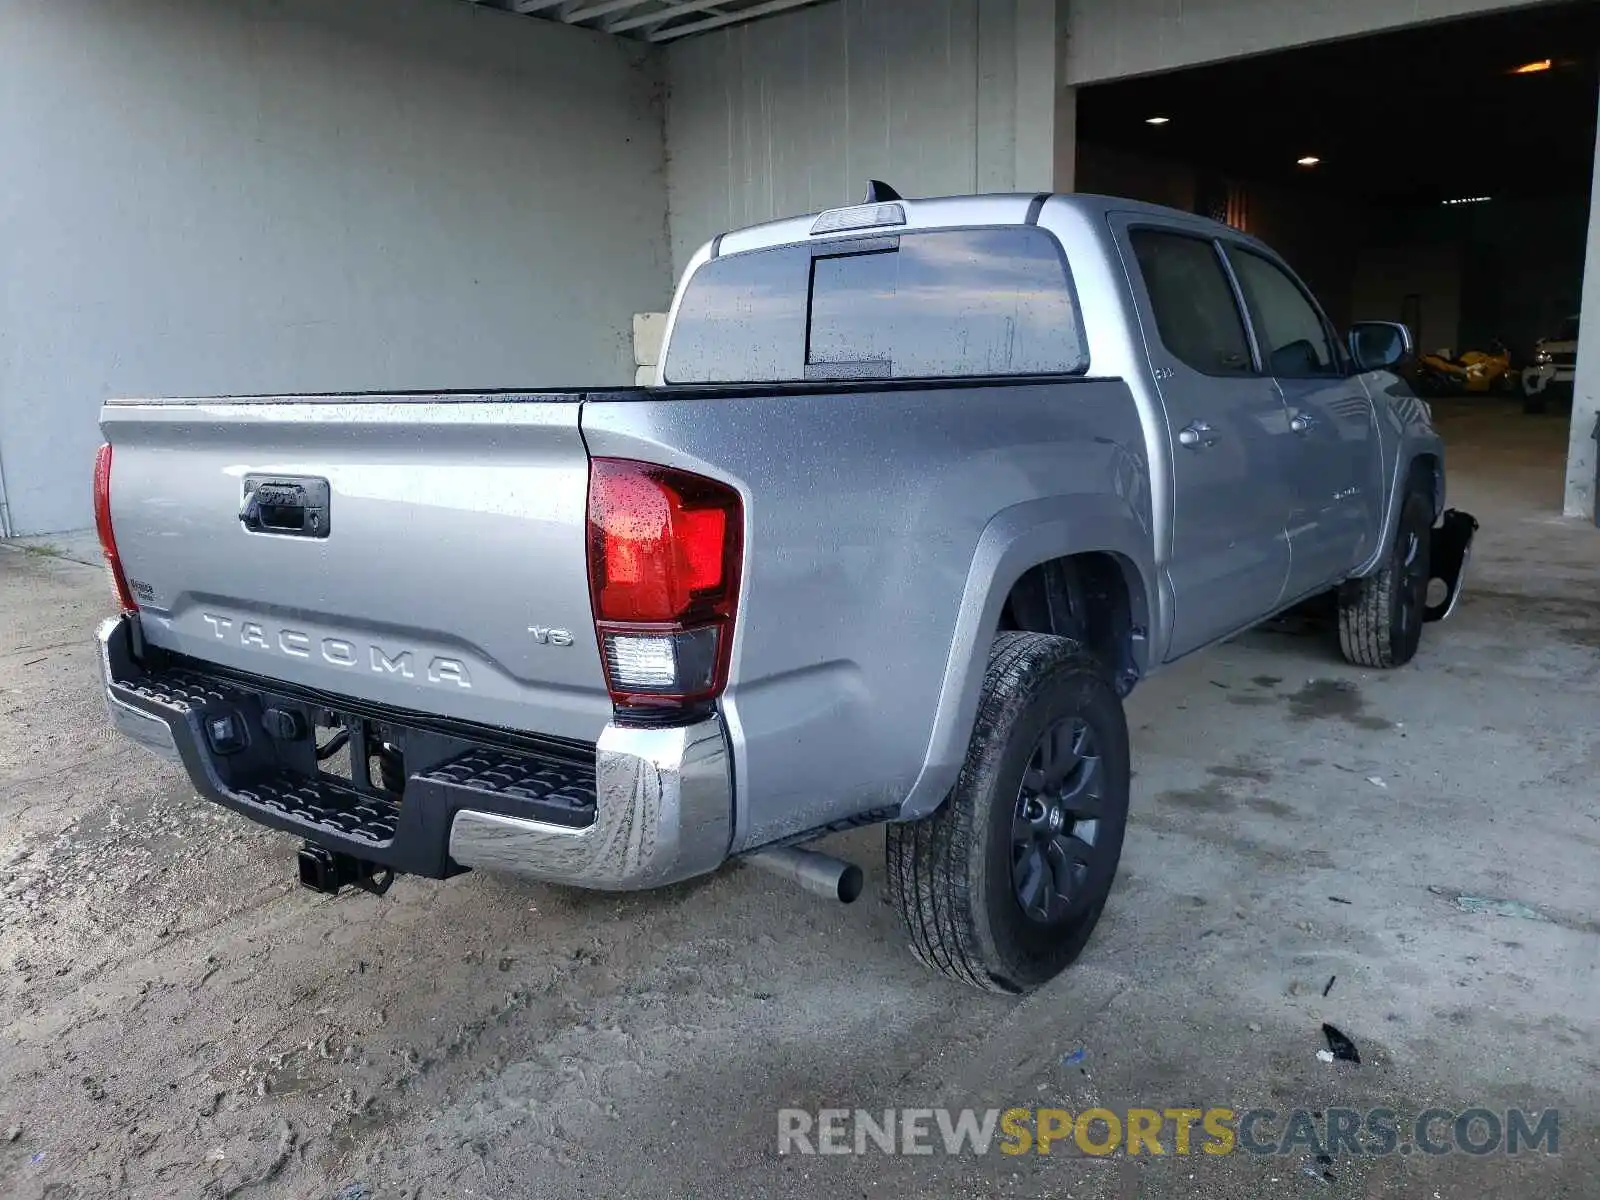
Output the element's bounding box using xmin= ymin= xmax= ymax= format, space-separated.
xmin=897 ymin=495 xmax=1155 ymax=821
xmin=1353 ymin=378 xmax=1444 ymax=578
xmin=1356 ymin=439 xmax=1445 ymax=578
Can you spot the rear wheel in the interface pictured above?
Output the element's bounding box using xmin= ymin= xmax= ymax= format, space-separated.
xmin=886 ymin=633 xmax=1130 ymax=993
xmin=1338 ymin=485 xmax=1432 ymax=668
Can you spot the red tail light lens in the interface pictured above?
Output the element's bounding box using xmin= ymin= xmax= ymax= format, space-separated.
xmin=93 ymin=444 xmax=137 ymax=613
xmin=587 ymin=458 xmax=742 ymax=709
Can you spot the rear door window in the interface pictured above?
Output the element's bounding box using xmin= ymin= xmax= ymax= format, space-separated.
xmin=663 ymin=227 xmax=1086 ymax=384
xmin=1128 ymin=230 xmax=1254 ymax=377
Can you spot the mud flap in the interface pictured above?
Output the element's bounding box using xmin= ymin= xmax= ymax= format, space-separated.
xmin=1424 ymin=509 xmax=1479 ymax=622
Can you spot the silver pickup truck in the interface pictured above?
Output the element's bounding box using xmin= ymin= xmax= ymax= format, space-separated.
xmin=95 ymin=188 xmax=1475 ymax=993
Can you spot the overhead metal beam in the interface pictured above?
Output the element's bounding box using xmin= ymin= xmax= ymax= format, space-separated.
xmin=648 ymin=0 xmax=816 ymax=40
xmin=608 ymin=0 xmax=720 ymax=33
xmin=564 ymin=0 xmax=657 ymax=23
xmin=470 ymin=0 xmax=819 ymax=41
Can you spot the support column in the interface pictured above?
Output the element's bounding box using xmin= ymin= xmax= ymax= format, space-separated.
xmin=1562 ymin=93 xmax=1600 ymax=522
xmin=1053 ymin=0 xmax=1075 ymax=191
xmin=1054 ymin=83 xmax=1077 ymax=192
xmin=1013 ymin=0 xmax=1058 ymax=192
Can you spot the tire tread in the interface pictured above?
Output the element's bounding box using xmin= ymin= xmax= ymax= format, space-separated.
xmin=886 ymin=632 xmax=1123 ymax=993
xmin=1339 ymin=484 xmax=1430 ymax=669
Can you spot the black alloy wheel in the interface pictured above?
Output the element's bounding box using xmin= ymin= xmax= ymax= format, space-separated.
xmin=1011 ymin=716 xmax=1107 ymax=924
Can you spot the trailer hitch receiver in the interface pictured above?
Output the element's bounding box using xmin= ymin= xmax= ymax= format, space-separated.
xmin=296 ymin=843 xmax=395 ymax=897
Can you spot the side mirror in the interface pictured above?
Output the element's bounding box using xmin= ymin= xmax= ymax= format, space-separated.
xmin=1349 ymin=321 xmax=1413 ymax=372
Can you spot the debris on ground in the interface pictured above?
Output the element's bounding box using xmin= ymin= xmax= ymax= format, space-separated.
xmin=1322 ymin=975 xmax=1336 ymax=997
xmin=1316 ymin=1049 xmax=1335 ymax=1064
xmin=1365 ymin=776 xmax=1387 ymax=789
xmin=1061 ymin=1047 xmax=1087 ymax=1067
xmin=1328 ymin=896 xmax=1353 ymax=905
xmin=4 ymin=1126 xmax=19 ymax=1142
xmin=1321 ymin=1023 xmax=1360 ymax=1064
xmin=1247 ymin=1022 xmax=1262 ymax=1033
xmin=1448 ymin=894 xmax=1550 ymax=922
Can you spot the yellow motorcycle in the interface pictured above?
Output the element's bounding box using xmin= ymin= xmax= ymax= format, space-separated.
xmin=1412 ymin=339 xmax=1515 ymax=395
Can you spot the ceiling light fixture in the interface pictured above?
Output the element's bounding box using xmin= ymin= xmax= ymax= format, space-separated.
xmin=1443 ymin=196 xmax=1492 ymax=206
xmin=1296 ymin=156 xmax=1321 ymax=167
xmin=1512 ymin=59 xmax=1553 ymax=74
xmin=1145 ymin=115 xmax=1171 ymax=125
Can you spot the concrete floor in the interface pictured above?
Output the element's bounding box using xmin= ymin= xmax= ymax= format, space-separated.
xmin=0 ymin=400 xmax=1595 ymax=1199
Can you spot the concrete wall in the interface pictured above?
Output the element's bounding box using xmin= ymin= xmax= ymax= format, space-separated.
xmin=1063 ymin=0 xmax=1549 ymax=85
xmin=663 ymin=0 xmax=1061 ymax=274
xmin=1564 ymin=105 xmax=1600 ymax=522
xmin=0 ymin=0 xmax=671 ymax=535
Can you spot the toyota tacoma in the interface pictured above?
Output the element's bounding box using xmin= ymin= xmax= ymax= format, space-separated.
xmin=95 ymin=186 xmax=1475 ymax=992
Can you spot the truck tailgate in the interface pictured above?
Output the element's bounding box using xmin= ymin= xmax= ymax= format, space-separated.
xmin=100 ymin=394 xmax=610 ymax=743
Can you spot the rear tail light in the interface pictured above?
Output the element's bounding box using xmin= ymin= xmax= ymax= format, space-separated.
xmin=93 ymin=444 xmax=137 ymax=612
xmin=586 ymin=458 xmax=742 ymax=711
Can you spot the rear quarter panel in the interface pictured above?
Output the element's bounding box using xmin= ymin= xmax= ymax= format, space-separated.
xmin=581 ymin=380 xmax=1153 ymax=853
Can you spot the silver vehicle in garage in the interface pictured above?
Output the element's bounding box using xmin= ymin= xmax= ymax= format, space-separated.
xmin=94 ymin=186 xmax=1475 ymax=993
xmin=1523 ymin=314 xmax=1579 ymax=412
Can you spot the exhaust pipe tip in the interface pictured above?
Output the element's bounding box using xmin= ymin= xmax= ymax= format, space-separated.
xmin=835 ymin=862 xmax=864 ymax=904
xmin=745 ymin=845 xmax=863 ymax=904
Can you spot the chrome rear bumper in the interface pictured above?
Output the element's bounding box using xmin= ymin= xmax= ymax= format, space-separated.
xmin=448 ymin=719 xmax=732 ymax=889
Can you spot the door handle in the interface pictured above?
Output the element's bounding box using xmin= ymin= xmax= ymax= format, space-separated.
xmin=1289 ymin=412 xmax=1317 ymax=434
xmin=1178 ymin=421 xmax=1219 ymax=449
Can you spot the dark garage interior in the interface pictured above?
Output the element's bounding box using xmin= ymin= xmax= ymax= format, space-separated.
xmin=1077 ymin=1 xmax=1599 ymax=396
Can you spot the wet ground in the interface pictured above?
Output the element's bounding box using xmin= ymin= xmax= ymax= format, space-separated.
xmin=1 ymin=400 xmax=1596 ymax=1198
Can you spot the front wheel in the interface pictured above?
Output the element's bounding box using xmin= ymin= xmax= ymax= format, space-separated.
xmin=1338 ymin=486 xmax=1432 ymax=668
xmin=886 ymin=633 xmax=1130 ymax=993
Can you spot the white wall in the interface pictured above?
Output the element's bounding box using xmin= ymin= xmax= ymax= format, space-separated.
xmin=0 ymin=0 xmax=672 ymax=534
xmin=663 ymin=0 xmax=1061 ymax=275
xmin=1063 ymin=0 xmax=1550 ymax=84
xmin=1564 ymin=102 xmax=1600 ymax=522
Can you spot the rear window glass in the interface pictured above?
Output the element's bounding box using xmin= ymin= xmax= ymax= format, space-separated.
xmin=663 ymin=227 xmax=1087 ymax=384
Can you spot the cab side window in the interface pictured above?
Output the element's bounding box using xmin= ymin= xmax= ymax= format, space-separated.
xmin=1226 ymin=249 xmax=1341 ymax=378
xmin=1129 ymin=230 xmax=1254 ymax=377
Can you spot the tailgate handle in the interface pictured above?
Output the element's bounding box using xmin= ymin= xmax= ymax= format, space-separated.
xmin=241 ymin=475 xmax=331 ymax=538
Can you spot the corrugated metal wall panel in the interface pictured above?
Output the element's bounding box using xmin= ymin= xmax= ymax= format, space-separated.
xmin=665 ymin=0 xmax=1000 ymax=273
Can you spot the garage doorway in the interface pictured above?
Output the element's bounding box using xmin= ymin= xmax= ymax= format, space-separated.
xmin=1075 ymin=0 xmax=1600 ymax=517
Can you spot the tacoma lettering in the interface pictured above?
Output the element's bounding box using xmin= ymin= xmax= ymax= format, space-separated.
xmin=197 ymin=613 xmax=469 ymax=688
